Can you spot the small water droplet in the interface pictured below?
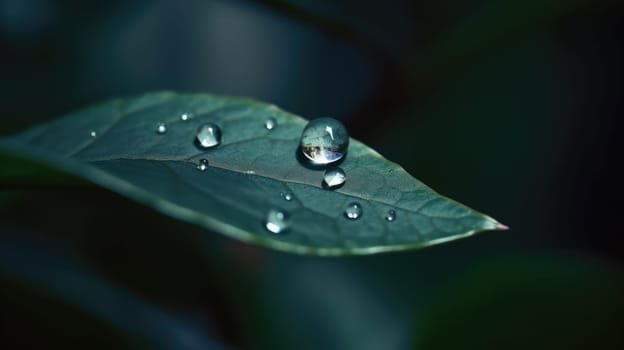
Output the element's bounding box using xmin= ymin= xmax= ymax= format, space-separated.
xmin=265 ymin=117 xmax=277 ymax=130
xmin=195 ymin=123 xmax=222 ymax=148
xmin=281 ymin=192 xmax=293 ymax=201
xmin=344 ymin=202 xmax=362 ymax=220
xmin=300 ymin=117 xmax=349 ymax=166
xmin=385 ymin=209 xmax=396 ymax=222
xmin=264 ymin=209 xmax=290 ymax=234
xmin=156 ymin=123 xmax=167 ymax=134
xmin=196 ymin=158 xmax=209 ymax=171
xmin=90 ymin=131 xmax=97 ymax=137
xmin=323 ymin=168 xmax=346 ymax=189
xmin=180 ymin=113 xmax=192 ymax=121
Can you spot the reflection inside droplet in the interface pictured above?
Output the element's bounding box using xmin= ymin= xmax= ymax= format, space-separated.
xmin=299 ymin=117 xmax=349 ymax=166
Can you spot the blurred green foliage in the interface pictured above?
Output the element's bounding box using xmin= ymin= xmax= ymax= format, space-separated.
xmin=415 ymin=256 xmax=624 ymax=349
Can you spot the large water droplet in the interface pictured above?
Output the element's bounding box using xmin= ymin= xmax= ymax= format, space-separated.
xmin=385 ymin=209 xmax=396 ymax=222
xmin=323 ymin=168 xmax=346 ymax=189
xmin=265 ymin=117 xmax=277 ymax=130
xmin=196 ymin=123 xmax=222 ymax=149
xmin=196 ymin=158 xmax=209 ymax=171
xmin=344 ymin=202 xmax=362 ymax=220
xmin=281 ymin=192 xmax=293 ymax=201
xmin=156 ymin=123 xmax=167 ymax=134
xmin=264 ymin=209 xmax=290 ymax=234
xmin=300 ymin=117 xmax=349 ymax=165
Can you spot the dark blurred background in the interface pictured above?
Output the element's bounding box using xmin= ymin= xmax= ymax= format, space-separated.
xmin=1 ymin=0 xmax=623 ymax=349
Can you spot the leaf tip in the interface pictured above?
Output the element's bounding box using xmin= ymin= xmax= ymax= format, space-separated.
xmin=495 ymin=222 xmax=510 ymax=231
xmin=482 ymin=215 xmax=509 ymax=231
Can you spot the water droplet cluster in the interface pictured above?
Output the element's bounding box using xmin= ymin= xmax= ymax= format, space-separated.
xmin=96 ymin=109 xmax=403 ymax=233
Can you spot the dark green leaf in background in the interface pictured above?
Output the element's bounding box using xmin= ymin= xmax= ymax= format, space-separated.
xmin=0 ymin=92 xmax=505 ymax=255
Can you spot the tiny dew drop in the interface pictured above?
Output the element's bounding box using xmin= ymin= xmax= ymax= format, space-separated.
xmin=156 ymin=123 xmax=167 ymax=134
xmin=196 ymin=158 xmax=209 ymax=171
xmin=196 ymin=123 xmax=222 ymax=149
xmin=344 ymin=202 xmax=362 ymax=220
xmin=90 ymin=131 xmax=97 ymax=137
xmin=180 ymin=112 xmax=192 ymax=121
xmin=281 ymin=192 xmax=293 ymax=201
xmin=323 ymin=168 xmax=346 ymax=189
xmin=265 ymin=117 xmax=277 ymax=130
xmin=385 ymin=209 xmax=396 ymax=222
xmin=300 ymin=117 xmax=349 ymax=166
xmin=264 ymin=209 xmax=290 ymax=234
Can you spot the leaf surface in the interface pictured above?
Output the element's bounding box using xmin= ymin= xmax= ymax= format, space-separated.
xmin=0 ymin=92 xmax=505 ymax=255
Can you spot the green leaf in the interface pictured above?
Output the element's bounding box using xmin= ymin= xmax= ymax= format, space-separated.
xmin=0 ymin=92 xmax=505 ymax=255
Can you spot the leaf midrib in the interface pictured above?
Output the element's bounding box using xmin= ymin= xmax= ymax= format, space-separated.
xmin=89 ymin=156 xmax=475 ymax=224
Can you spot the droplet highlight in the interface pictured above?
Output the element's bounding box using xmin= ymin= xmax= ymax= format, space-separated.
xmin=385 ymin=209 xmax=396 ymax=222
xmin=281 ymin=192 xmax=293 ymax=201
xmin=344 ymin=202 xmax=362 ymax=220
xmin=195 ymin=123 xmax=222 ymax=149
xmin=323 ymin=168 xmax=346 ymax=189
xmin=265 ymin=117 xmax=277 ymax=130
xmin=196 ymin=158 xmax=209 ymax=171
xmin=300 ymin=117 xmax=349 ymax=166
xmin=156 ymin=123 xmax=167 ymax=134
xmin=90 ymin=131 xmax=97 ymax=137
xmin=264 ymin=209 xmax=290 ymax=234
xmin=180 ymin=113 xmax=192 ymax=121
